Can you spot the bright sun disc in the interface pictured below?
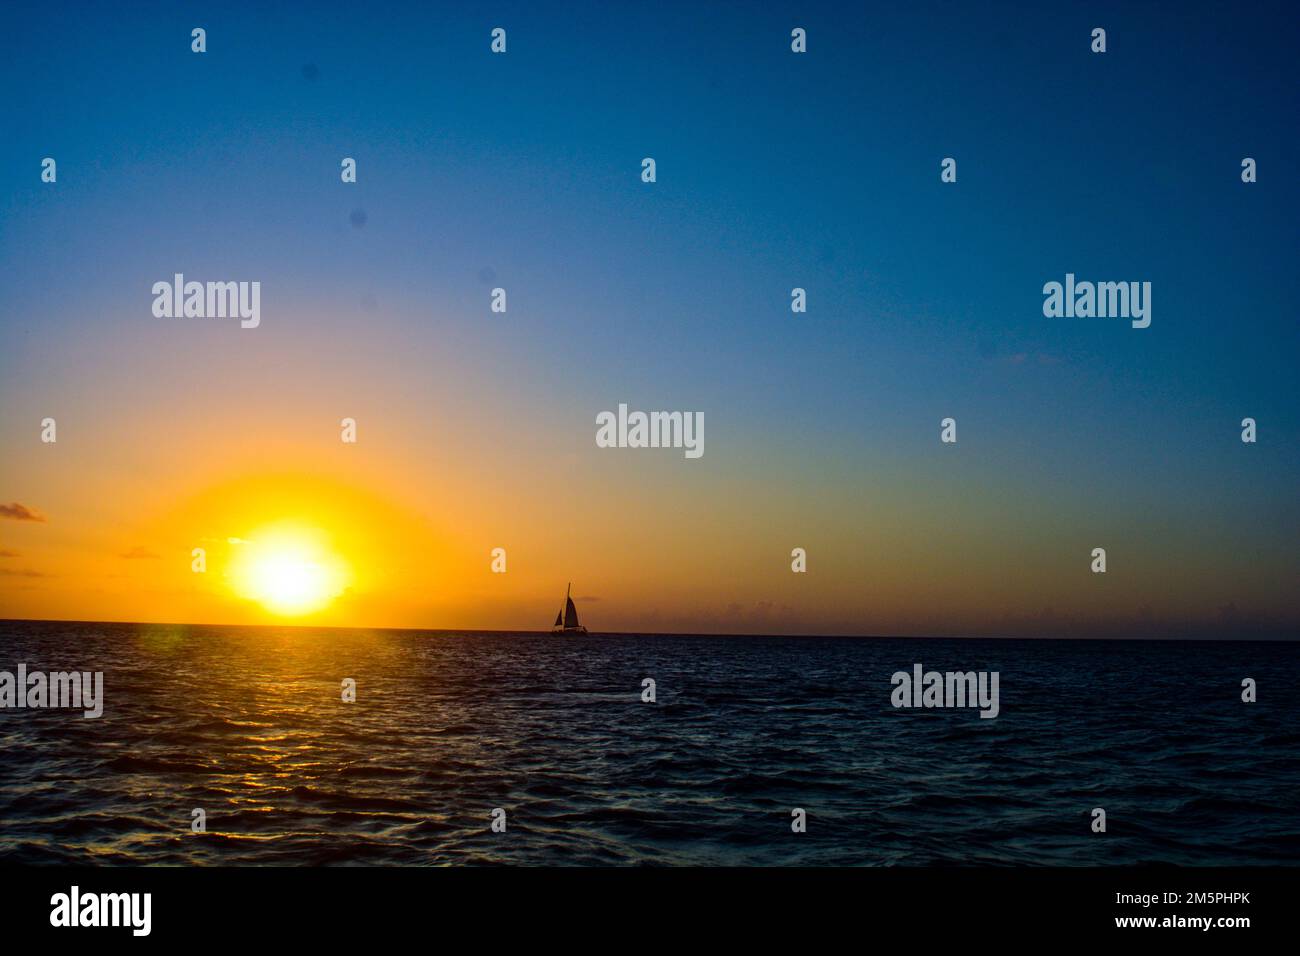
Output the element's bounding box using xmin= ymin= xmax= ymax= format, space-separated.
xmin=228 ymin=525 xmax=349 ymax=615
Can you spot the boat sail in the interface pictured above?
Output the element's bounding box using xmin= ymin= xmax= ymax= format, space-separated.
xmin=550 ymin=583 xmax=588 ymax=635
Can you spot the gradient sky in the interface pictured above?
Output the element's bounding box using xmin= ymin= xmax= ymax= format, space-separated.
xmin=2 ymin=1 xmax=1297 ymax=636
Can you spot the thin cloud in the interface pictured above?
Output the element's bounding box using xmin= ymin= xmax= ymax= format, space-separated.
xmin=0 ymin=503 xmax=45 ymax=522
xmin=0 ymin=549 xmax=18 ymax=558
xmin=0 ymin=568 xmax=48 ymax=578
xmin=996 ymin=352 xmax=1061 ymax=368
xmin=120 ymin=546 xmax=162 ymax=560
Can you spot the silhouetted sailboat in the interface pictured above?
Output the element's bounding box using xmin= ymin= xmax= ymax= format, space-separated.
xmin=551 ymin=583 xmax=588 ymax=635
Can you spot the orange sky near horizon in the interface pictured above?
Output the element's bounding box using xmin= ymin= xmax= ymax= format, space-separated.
xmin=2 ymin=359 xmax=1295 ymax=638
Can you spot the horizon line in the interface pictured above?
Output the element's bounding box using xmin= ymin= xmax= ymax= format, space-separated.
xmin=0 ymin=617 xmax=1295 ymax=642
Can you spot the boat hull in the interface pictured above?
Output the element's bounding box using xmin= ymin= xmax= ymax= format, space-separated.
xmin=550 ymin=626 xmax=588 ymax=635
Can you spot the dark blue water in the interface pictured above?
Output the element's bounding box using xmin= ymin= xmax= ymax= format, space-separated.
xmin=0 ymin=620 xmax=1296 ymax=865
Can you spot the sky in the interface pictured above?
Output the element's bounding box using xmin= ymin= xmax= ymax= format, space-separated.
xmin=1 ymin=1 xmax=1297 ymax=636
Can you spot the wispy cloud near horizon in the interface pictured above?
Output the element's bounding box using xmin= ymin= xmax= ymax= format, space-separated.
xmin=119 ymin=546 xmax=161 ymax=560
xmin=0 ymin=503 xmax=45 ymax=522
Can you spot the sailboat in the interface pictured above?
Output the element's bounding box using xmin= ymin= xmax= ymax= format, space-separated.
xmin=551 ymin=583 xmax=588 ymax=635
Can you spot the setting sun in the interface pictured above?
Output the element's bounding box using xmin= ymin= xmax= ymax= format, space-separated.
xmin=226 ymin=524 xmax=350 ymax=616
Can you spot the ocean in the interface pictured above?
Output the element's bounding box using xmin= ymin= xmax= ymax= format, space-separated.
xmin=1 ymin=620 xmax=1296 ymax=866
